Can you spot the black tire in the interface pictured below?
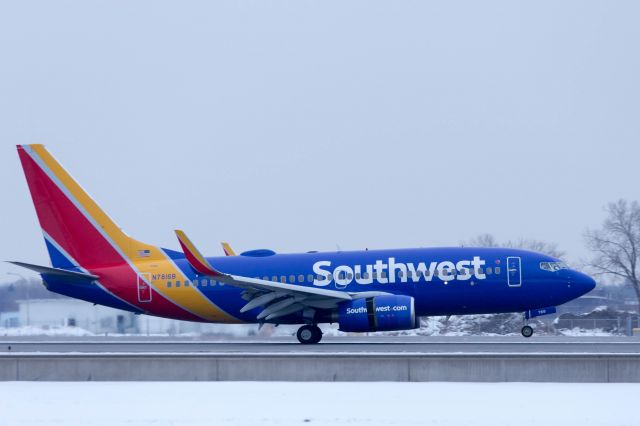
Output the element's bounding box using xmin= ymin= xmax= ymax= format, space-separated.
xmin=310 ymin=325 xmax=323 ymax=344
xmin=521 ymin=325 xmax=534 ymax=338
xmin=297 ymin=325 xmax=322 ymax=344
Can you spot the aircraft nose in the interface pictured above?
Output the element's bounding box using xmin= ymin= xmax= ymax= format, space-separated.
xmin=570 ymin=271 xmax=596 ymax=296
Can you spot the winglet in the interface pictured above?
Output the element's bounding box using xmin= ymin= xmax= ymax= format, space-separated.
xmin=174 ymin=230 xmax=223 ymax=276
xmin=221 ymin=242 xmax=236 ymax=256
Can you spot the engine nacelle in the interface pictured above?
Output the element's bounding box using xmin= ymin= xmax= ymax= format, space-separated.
xmin=337 ymin=295 xmax=417 ymax=333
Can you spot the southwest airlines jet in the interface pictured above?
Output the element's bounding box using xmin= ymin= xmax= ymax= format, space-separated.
xmin=12 ymin=145 xmax=596 ymax=343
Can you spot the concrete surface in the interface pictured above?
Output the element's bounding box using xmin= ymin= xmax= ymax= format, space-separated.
xmin=1 ymin=353 xmax=639 ymax=382
xmin=3 ymin=335 xmax=640 ymax=353
xmin=1 ymin=336 xmax=639 ymax=382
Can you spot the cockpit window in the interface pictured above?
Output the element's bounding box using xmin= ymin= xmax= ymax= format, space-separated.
xmin=540 ymin=261 xmax=568 ymax=272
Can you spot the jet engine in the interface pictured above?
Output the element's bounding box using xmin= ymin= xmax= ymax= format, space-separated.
xmin=336 ymin=295 xmax=418 ymax=333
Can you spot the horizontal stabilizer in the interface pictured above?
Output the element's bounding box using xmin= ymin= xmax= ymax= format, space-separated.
xmin=8 ymin=261 xmax=99 ymax=281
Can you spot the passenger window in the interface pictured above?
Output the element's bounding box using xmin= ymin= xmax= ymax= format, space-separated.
xmin=201 ymin=279 xmax=208 ymax=287
xmin=175 ymin=281 xmax=181 ymax=287
xmin=363 ymin=272 xmax=369 ymax=279
xmin=486 ymin=267 xmax=493 ymax=275
xmin=495 ymin=267 xmax=501 ymax=274
xmin=167 ymin=281 xmax=172 ymax=288
xmin=289 ymin=275 xmax=295 ymax=283
xmin=193 ymin=279 xmax=199 ymax=287
xmin=272 ymin=276 xmax=278 ymax=282
xmin=281 ymin=276 xmax=286 ymax=283
xmin=478 ymin=268 xmax=484 ymax=275
xmin=425 ymin=270 xmax=431 ymax=277
xmin=347 ymin=273 xmax=353 ymax=280
xmin=298 ymin=274 xmax=304 ymax=283
xmin=434 ymin=270 xmax=439 ymax=277
xmin=372 ymin=272 xmax=378 ymax=280
xmin=307 ymin=274 xmax=314 ymax=283
xmin=184 ymin=281 xmax=190 ymax=287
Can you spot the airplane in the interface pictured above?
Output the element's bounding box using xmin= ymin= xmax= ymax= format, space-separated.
xmin=11 ymin=144 xmax=596 ymax=343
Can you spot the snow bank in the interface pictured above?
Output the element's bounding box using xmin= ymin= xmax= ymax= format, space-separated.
xmin=0 ymin=382 xmax=637 ymax=426
xmin=0 ymin=326 xmax=94 ymax=337
xmin=557 ymin=327 xmax=615 ymax=337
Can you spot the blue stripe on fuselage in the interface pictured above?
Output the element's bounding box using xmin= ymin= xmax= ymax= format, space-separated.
xmin=44 ymin=238 xmax=77 ymax=270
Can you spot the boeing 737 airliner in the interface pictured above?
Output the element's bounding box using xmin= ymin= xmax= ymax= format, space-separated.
xmin=12 ymin=145 xmax=596 ymax=343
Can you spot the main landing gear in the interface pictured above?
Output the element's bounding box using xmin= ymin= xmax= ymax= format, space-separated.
xmin=297 ymin=324 xmax=323 ymax=344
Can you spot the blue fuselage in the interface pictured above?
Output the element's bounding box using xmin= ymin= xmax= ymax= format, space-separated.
xmin=150 ymin=246 xmax=595 ymax=324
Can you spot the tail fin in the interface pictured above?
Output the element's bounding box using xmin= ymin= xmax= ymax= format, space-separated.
xmin=17 ymin=144 xmax=157 ymax=269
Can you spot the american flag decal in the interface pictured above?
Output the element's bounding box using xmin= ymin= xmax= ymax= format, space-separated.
xmin=138 ymin=249 xmax=151 ymax=257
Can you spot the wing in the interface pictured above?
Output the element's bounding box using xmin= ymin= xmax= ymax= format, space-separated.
xmin=175 ymin=230 xmax=387 ymax=321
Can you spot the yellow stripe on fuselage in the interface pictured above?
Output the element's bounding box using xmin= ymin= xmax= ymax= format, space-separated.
xmin=30 ymin=144 xmax=239 ymax=323
xmin=140 ymin=257 xmax=242 ymax=323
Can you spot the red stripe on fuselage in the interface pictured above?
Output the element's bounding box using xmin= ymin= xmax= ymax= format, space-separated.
xmin=18 ymin=149 xmax=201 ymax=321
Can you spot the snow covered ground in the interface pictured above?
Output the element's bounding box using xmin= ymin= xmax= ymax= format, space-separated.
xmin=0 ymin=382 xmax=637 ymax=426
xmin=0 ymin=321 xmax=620 ymax=338
xmin=0 ymin=326 xmax=95 ymax=337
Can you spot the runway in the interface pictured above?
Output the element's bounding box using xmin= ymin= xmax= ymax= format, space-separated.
xmin=2 ymin=335 xmax=640 ymax=354
xmin=3 ymin=336 xmax=640 ymax=382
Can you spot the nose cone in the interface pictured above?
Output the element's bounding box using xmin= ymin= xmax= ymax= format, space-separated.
xmin=571 ymin=270 xmax=597 ymax=296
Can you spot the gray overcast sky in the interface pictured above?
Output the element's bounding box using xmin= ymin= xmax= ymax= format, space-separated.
xmin=0 ymin=1 xmax=638 ymax=278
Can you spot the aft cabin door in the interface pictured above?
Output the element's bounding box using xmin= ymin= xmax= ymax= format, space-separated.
xmin=507 ymin=257 xmax=522 ymax=287
xmin=137 ymin=273 xmax=153 ymax=302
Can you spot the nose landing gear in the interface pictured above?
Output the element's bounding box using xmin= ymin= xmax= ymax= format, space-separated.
xmin=297 ymin=324 xmax=323 ymax=344
xmin=520 ymin=307 xmax=556 ymax=337
xmin=521 ymin=311 xmax=534 ymax=338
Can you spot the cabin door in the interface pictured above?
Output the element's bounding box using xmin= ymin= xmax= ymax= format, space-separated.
xmin=506 ymin=257 xmax=522 ymax=287
xmin=137 ymin=273 xmax=153 ymax=302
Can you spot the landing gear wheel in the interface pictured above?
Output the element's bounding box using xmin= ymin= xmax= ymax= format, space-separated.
xmin=521 ymin=325 xmax=534 ymax=338
xmin=297 ymin=325 xmax=323 ymax=344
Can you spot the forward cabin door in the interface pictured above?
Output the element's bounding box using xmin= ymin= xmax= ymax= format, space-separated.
xmin=137 ymin=272 xmax=153 ymax=302
xmin=506 ymin=257 xmax=522 ymax=287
